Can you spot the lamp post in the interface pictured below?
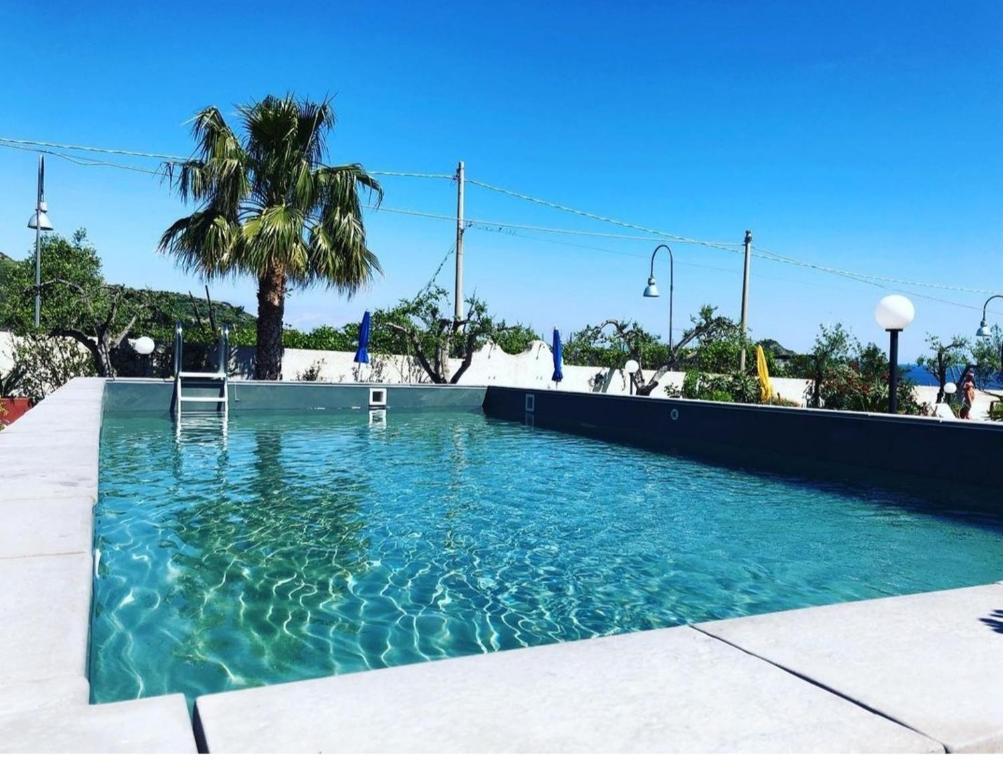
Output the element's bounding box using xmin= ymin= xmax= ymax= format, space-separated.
xmin=643 ymin=244 xmax=674 ymax=366
xmin=976 ymin=295 xmax=1003 ymax=373
xmin=130 ymin=336 xmax=156 ymax=378
xmin=26 ymin=155 xmax=54 ymax=328
xmin=874 ymin=294 xmax=915 ymax=414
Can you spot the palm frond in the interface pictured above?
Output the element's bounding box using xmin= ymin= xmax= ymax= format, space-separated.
xmin=240 ymin=205 xmax=309 ymax=277
xmin=161 ymin=95 xmax=380 ymax=291
xmin=159 ymin=210 xmax=241 ymax=279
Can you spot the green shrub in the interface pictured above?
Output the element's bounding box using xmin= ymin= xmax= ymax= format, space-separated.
xmin=677 ymin=370 xmax=758 ymax=404
xmin=989 ymin=401 xmax=1003 ymax=421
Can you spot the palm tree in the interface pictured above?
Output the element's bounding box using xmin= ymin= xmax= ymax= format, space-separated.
xmin=160 ymin=95 xmax=382 ymax=379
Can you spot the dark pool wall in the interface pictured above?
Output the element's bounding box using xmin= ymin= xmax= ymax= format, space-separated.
xmin=482 ymin=386 xmax=1003 ymax=493
xmin=104 ymin=381 xmax=487 ymax=413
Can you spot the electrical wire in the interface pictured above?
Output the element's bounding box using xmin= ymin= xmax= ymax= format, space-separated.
xmin=752 ymin=246 xmax=993 ymax=296
xmin=467 ymin=177 xmax=739 ymax=248
xmin=366 ymin=204 xmax=745 ymax=251
xmin=2 ymin=134 xmax=999 ymax=298
xmin=0 ymin=136 xmax=186 ymax=162
xmin=369 ymin=170 xmax=454 ymax=180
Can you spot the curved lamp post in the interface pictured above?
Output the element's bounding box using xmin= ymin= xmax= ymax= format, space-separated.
xmin=26 ymin=155 xmax=54 ymax=328
xmin=976 ymin=294 xmax=1003 ymax=376
xmin=643 ymin=244 xmax=674 ymax=365
xmin=976 ymin=295 xmax=1003 ymax=339
xmin=874 ymin=294 xmax=915 ymax=414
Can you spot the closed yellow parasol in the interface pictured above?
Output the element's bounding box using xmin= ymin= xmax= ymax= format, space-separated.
xmin=756 ymin=344 xmax=773 ymax=403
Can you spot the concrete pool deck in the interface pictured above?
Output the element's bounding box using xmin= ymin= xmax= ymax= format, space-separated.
xmin=0 ymin=378 xmax=195 ymax=752
xmin=1 ymin=377 xmax=1001 ymax=752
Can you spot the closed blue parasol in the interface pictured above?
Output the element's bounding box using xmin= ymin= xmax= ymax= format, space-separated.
xmin=354 ymin=311 xmax=371 ymax=364
xmin=552 ymin=328 xmax=564 ymax=383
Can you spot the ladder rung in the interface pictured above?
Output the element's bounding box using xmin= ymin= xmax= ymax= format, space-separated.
xmin=179 ymin=371 xmax=225 ymax=379
xmin=179 ymin=396 xmax=227 ymax=403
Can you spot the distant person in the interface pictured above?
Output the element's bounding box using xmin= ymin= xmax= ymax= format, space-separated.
xmin=960 ymin=372 xmax=976 ymax=420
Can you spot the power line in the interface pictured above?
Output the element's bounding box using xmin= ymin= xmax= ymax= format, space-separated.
xmin=0 ymin=137 xmax=457 ymax=180
xmin=369 ymin=170 xmax=454 ymax=180
xmin=0 ymin=141 xmax=165 ymax=176
xmin=2 ymin=135 xmax=999 ymax=298
xmin=367 ymin=204 xmax=744 ymax=251
xmin=752 ymin=245 xmax=994 ymax=296
xmin=467 ymin=177 xmax=738 ymax=248
xmin=0 ymin=136 xmax=186 ymax=162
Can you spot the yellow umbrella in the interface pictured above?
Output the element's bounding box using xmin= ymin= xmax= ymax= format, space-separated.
xmin=755 ymin=344 xmax=773 ymax=403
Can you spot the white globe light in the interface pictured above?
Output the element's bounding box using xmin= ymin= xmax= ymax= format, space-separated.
xmin=624 ymin=359 xmax=640 ymax=374
xmin=131 ymin=336 xmax=155 ymax=356
xmin=874 ymin=294 xmax=915 ymax=331
xmin=944 ymin=382 xmax=957 ymax=395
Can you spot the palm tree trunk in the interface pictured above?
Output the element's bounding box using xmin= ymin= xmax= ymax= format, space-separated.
xmin=256 ymin=265 xmax=286 ymax=380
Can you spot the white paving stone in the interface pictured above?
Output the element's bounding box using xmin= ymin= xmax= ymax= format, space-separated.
xmin=194 ymin=626 xmax=941 ymax=753
xmin=0 ymin=677 xmax=89 ymax=717
xmin=0 ymin=553 xmax=93 ymax=685
xmin=697 ymin=583 xmax=1003 ymax=753
xmin=0 ymin=694 xmax=196 ymax=753
xmin=0 ymin=497 xmax=93 ymax=558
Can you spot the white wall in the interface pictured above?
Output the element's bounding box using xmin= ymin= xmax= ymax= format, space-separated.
xmin=279 ymin=339 xmax=806 ymax=401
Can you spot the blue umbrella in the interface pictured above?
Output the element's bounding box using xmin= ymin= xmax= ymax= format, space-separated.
xmin=551 ymin=328 xmax=564 ymax=383
xmin=354 ymin=311 xmax=371 ymax=364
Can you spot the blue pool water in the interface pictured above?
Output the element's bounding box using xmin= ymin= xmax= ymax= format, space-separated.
xmin=90 ymin=410 xmax=1003 ymax=704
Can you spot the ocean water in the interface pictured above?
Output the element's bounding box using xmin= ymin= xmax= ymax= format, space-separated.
xmin=90 ymin=410 xmax=1003 ymax=704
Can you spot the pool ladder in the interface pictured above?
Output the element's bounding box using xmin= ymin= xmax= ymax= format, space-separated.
xmin=173 ymin=322 xmax=230 ymax=421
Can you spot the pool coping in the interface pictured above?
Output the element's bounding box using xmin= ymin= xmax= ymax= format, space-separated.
xmin=1 ymin=377 xmax=1001 ymax=752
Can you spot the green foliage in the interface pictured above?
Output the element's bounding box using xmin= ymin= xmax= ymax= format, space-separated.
xmin=971 ymin=324 xmax=1003 ymax=389
xmin=282 ymin=325 xmax=355 ymax=351
xmin=160 ymin=96 xmax=383 ymax=289
xmin=563 ymin=306 xmax=751 ymax=376
xmin=11 ymin=334 xmax=96 ymax=402
xmin=680 ymin=370 xmax=759 ymax=403
xmin=160 ymin=95 xmax=384 ymax=378
xmin=0 ymin=365 xmax=25 ymax=398
xmin=296 ymin=359 xmax=325 ymax=382
xmin=0 ymin=230 xmax=104 ymax=333
xmin=916 ymin=334 xmax=968 ymax=400
xmin=492 ymin=323 xmax=540 ymax=355
xmin=792 ymin=323 xmax=924 ymax=415
xmin=563 ymin=322 xmax=667 ymax=369
xmin=125 ymin=287 xmax=256 ymax=343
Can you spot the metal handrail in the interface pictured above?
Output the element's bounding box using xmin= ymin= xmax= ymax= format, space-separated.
xmin=173 ymin=321 xmax=183 ymax=379
xmin=217 ymin=324 xmax=230 ymax=375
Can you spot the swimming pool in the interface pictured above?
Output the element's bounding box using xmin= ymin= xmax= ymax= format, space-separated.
xmin=90 ymin=409 xmax=1003 ymax=705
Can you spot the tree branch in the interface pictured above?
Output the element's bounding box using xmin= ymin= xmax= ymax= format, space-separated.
xmin=388 ymin=323 xmax=442 ymax=383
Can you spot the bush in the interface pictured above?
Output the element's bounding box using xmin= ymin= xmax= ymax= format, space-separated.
xmin=296 ymin=360 xmax=325 ymax=382
xmin=989 ymin=401 xmax=1003 ymax=421
xmin=12 ymin=334 xmax=96 ymax=402
xmin=678 ymin=370 xmax=759 ymax=403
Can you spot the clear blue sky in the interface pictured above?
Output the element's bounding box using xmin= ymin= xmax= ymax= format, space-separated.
xmin=1 ymin=0 xmax=1001 ymax=359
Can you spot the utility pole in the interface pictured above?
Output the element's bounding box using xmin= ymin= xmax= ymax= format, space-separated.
xmin=738 ymin=229 xmax=752 ymax=372
xmin=454 ymin=160 xmax=465 ymax=322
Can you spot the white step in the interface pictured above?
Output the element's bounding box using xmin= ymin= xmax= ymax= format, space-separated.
xmin=179 ymin=396 xmax=227 ymax=403
xmin=178 ymin=371 xmax=225 ymax=379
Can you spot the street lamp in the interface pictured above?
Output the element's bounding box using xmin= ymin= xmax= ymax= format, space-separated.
xmin=26 ymin=155 xmax=53 ymax=328
xmin=874 ymin=294 xmax=915 ymax=414
xmin=975 ymin=294 xmax=1003 ymax=376
xmin=643 ymin=244 xmax=674 ymax=365
xmin=976 ymin=295 xmax=1003 ymax=338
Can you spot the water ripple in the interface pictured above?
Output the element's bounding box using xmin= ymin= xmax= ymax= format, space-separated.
xmin=90 ymin=410 xmax=1003 ymax=705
